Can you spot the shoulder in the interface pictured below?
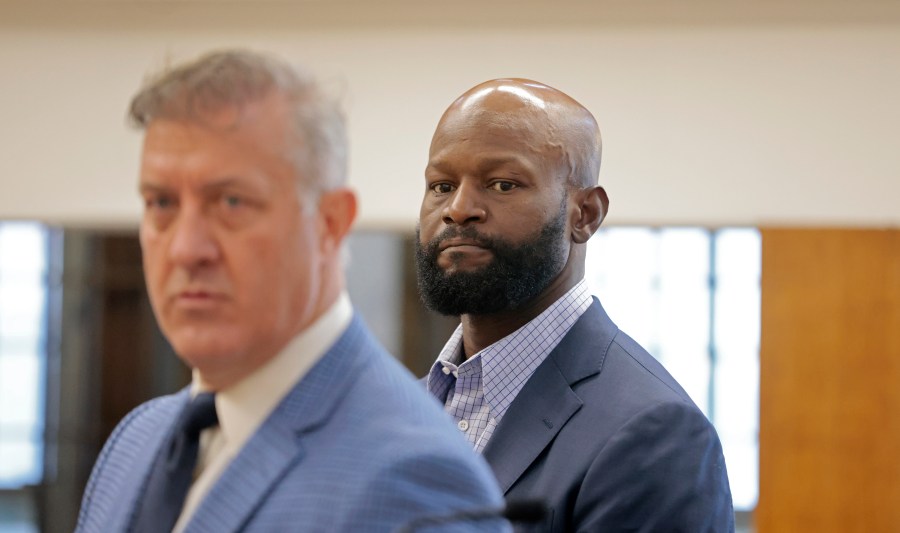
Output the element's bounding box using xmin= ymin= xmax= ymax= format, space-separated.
xmin=100 ymin=390 xmax=187 ymax=457
xmin=332 ymin=328 xmax=481 ymax=458
xmin=85 ymin=390 xmax=184 ymax=481
xmin=603 ymin=329 xmax=697 ymax=404
xmin=557 ymin=301 xmax=701 ymax=417
xmin=264 ymin=319 xmax=504 ymax=529
xmin=75 ymin=391 xmax=187 ymax=531
xmin=334 ymin=315 xmax=451 ymax=423
xmin=548 ymin=310 xmax=735 ymax=531
xmin=339 ymin=318 xmax=501 ymax=474
xmin=557 ymin=314 xmax=717 ymax=459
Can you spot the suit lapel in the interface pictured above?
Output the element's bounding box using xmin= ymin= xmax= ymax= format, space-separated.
xmin=482 ymin=358 xmax=583 ymax=493
xmin=182 ymin=419 xmax=304 ymax=532
xmin=184 ymin=316 xmax=370 ymax=532
xmin=482 ymin=299 xmax=618 ymax=494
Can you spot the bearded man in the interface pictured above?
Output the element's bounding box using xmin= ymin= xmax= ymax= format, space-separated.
xmin=416 ymin=78 xmax=735 ymax=532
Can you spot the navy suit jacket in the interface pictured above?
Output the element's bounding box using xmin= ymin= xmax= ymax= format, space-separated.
xmin=482 ymin=299 xmax=735 ymax=532
xmin=76 ymin=315 xmax=506 ymax=532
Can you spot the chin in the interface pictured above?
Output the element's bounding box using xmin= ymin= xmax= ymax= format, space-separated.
xmin=168 ymin=329 xmax=245 ymax=368
xmin=442 ymin=261 xmax=490 ymax=276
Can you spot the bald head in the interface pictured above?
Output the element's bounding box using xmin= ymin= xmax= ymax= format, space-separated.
xmin=433 ymin=78 xmax=602 ymax=188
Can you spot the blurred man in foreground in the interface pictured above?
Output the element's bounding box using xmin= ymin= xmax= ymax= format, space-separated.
xmin=76 ymin=50 xmax=504 ymax=532
xmin=417 ymin=78 xmax=735 ymax=532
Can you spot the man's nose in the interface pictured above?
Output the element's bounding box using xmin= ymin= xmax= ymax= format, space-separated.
xmin=442 ymin=181 xmax=486 ymax=225
xmin=167 ymin=208 xmax=220 ymax=268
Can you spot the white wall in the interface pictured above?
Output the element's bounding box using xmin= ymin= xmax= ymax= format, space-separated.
xmin=1 ymin=1 xmax=898 ymax=229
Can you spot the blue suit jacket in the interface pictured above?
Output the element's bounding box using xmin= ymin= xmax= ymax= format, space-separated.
xmin=482 ymin=299 xmax=735 ymax=532
xmin=76 ymin=315 xmax=506 ymax=532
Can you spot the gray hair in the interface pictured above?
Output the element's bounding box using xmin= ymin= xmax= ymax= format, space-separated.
xmin=129 ymin=49 xmax=347 ymax=193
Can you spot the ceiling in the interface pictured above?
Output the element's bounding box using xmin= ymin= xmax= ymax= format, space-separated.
xmin=3 ymin=0 xmax=900 ymax=30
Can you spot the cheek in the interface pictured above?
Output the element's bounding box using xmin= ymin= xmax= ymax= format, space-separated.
xmin=139 ymin=231 xmax=166 ymax=288
xmin=270 ymin=237 xmax=320 ymax=327
xmin=238 ymin=225 xmax=318 ymax=301
xmin=420 ymin=195 xmax=444 ymax=219
xmin=418 ymin=208 xmax=442 ymax=239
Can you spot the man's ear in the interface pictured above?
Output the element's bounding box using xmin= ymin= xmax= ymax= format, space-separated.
xmin=317 ymin=187 xmax=358 ymax=254
xmin=571 ymin=186 xmax=609 ymax=244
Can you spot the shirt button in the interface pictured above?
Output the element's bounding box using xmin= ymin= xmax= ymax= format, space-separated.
xmin=458 ymin=420 xmax=469 ymax=431
xmin=442 ymin=366 xmax=451 ymax=375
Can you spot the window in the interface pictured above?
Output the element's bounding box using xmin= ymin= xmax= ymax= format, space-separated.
xmin=0 ymin=222 xmax=51 ymax=488
xmin=585 ymin=227 xmax=760 ymax=511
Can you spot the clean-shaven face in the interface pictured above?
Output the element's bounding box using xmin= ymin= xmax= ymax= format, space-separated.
xmin=138 ymin=94 xmax=327 ymax=386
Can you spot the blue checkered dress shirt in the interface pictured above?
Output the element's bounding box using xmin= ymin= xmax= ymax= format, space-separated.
xmin=426 ymin=280 xmax=593 ymax=453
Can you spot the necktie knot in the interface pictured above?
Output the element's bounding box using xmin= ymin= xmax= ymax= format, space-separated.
xmin=166 ymin=392 xmax=218 ymax=469
xmin=182 ymin=392 xmax=219 ymax=438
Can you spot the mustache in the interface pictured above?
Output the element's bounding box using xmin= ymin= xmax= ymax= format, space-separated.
xmin=427 ymin=226 xmax=496 ymax=251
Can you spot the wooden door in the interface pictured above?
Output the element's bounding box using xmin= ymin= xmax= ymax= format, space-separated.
xmin=757 ymin=228 xmax=900 ymax=532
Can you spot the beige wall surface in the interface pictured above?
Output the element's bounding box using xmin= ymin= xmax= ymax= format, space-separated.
xmin=1 ymin=1 xmax=899 ymax=229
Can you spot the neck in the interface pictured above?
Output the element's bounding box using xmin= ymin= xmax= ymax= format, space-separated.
xmin=459 ymin=260 xmax=583 ymax=359
xmin=196 ymin=273 xmax=346 ymax=391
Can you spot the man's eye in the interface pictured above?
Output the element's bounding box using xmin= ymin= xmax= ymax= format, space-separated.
xmin=430 ymin=183 xmax=455 ymax=194
xmin=222 ymin=195 xmax=243 ymax=208
xmin=489 ymin=181 xmax=517 ymax=192
xmin=146 ymin=196 xmax=174 ymax=210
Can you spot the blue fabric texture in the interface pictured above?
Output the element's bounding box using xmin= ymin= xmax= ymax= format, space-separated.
xmin=76 ymin=314 xmax=507 ymax=533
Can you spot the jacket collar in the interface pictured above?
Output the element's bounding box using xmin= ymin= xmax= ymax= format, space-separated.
xmin=481 ymin=298 xmax=618 ymax=493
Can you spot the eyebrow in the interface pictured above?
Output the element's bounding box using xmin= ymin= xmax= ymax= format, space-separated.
xmin=198 ymin=177 xmax=256 ymax=194
xmin=138 ymin=181 xmax=168 ymax=195
xmin=427 ymin=156 xmax=532 ymax=176
xmin=138 ymin=176 xmax=266 ymax=195
xmin=476 ymin=157 xmax=524 ymax=172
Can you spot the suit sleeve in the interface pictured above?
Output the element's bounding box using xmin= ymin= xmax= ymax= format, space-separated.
xmin=574 ymin=400 xmax=735 ymax=533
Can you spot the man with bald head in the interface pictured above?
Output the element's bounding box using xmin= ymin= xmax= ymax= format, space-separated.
xmin=417 ymin=79 xmax=735 ymax=532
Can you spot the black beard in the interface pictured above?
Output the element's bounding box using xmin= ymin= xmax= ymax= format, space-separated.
xmin=414 ymin=205 xmax=568 ymax=316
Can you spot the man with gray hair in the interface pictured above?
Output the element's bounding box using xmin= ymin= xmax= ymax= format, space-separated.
xmin=76 ymin=50 xmax=505 ymax=532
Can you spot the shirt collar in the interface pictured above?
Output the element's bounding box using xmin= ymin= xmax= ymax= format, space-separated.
xmin=191 ymin=291 xmax=353 ymax=454
xmin=427 ymin=280 xmax=592 ymax=421
xmin=425 ymin=326 xmax=465 ymax=402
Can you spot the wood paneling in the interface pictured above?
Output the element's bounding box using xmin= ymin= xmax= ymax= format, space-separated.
xmin=757 ymin=228 xmax=900 ymax=532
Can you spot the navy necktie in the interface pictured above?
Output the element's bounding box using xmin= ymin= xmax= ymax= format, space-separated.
xmin=131 ymin=392 xmax=219 ymax=533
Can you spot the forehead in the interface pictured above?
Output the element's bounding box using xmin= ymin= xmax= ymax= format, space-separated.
xmin=428 ymin=107 xmax=564 ymax=174
xmin=142 ymin=98 xmax=295 ymax=169
xmin=139 ymin=125 xmax=300 ymax=204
